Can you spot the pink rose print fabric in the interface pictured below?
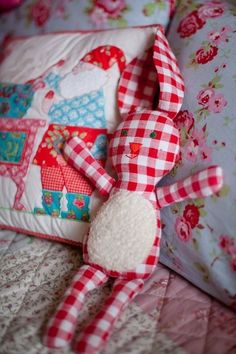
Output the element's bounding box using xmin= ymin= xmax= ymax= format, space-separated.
xmin=159 ymin=0 xmax=236 ymax=310
xmin=0 ymin=0 xmax=174 ymax=46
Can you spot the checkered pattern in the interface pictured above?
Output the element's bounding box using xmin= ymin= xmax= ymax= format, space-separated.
xmin=44 ymin=265 xmax=108 ymax=348
xmin=62 ymin=165 xmax=94 ymax=195
xmin=110 ymin=113 xmax=180 ymax=193
xmin=156 ymin=165 xmax=224 ymax=209
xmin=74 ymin=278 xmax=144 ymax=354
xmin=44 ymin=28 xmax=223 ymax=354
xmin=118 ymin=28 xmax=184 ymax=120
xmin=118 ymin=48 xmax=157 ymax=114
xmin=41 ymin=166 xmax=65 ymax=191
xmin=153 ymin=28 xmax=184 ymax=119
xmin=41 ymin=165 xmax=94 ymax=195
xmin=64 ymin=137 xmax=116 ymax=197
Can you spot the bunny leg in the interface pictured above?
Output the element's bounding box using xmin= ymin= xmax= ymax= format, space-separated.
xmin=44 ymin=265 xmax=108 ymax=348
xmin=74 ymin=278 xmax=144 ymax=354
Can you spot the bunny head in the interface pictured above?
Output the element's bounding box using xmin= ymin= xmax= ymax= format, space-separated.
xmin=109 ymin=112 xmax=180 ymax=193
xmin=107 ymin=27 xmax=184 ymax=195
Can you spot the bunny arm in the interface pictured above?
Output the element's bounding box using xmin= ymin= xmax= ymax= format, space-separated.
xmin=156 ymin=165 xmax=223 ymax=209
xmin=64 ymin=137 xmax=116 ymax=197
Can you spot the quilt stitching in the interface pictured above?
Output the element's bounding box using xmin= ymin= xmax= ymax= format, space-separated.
xmin=0 ymin=240 xmax=54 ymax=347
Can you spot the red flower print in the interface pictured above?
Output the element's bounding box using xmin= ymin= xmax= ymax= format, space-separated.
xmin=208 ymin=26 xmax=232 ymax=47
xmin=174 ymin=110 xmax=194 ymax=133
xmin=230 ymin=258 xmax=236 ymax=272
xmin=0 ymin=102 xmax=10 ymax=114
xmin=183 ymin=139 xmax=199 ymax=162
xmin=208 ymin=93 xmax=227 ymax=113
xmin=95 ymin=0 xmax=126 ymax=18
xmin=74 ymin=197 xmax=85 ymax=209
xmin=31 ymin=0 xmax=50 ymax=27
xmin=198 ymin=3 xmax=225 ymax=19
xmin=182 ymin=127 xmax=209 ymax=163
xmin=227 ymin=244 xmax=236 ymax=258
xmin=90 ymin=7 xmax=108 ymax=25
xmin=67 ymin=211 xmax=76 ymax=220
xmin=175 ymin=216 xmax=192 ymax=241
xmin=200 ymin=144 xmax=212 ymax=162
xmin=183 ymin=204 xmax=200 ymax=228
xmin=177 ymin=10 xmax=206 ymax=38
xmin=195 ymin=45 xmax=218 ymax=64
xmin=43 ymin=194 xmax=53 ymax=205
xmin=197 ymin=88 xmax=215 ymax=107
xmin=219 ymin=235 xmax=234 ymax=253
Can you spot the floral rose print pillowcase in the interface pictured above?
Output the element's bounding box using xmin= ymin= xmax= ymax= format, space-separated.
xmin=159 ymin=0 xmax=236 ymax=310
xmin=0 ymin=0 xmax=175 ymax=44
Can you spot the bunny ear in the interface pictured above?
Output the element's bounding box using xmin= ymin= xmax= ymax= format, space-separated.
xmin=118 ymin=47 xmax=158 ymax=116
xmin=118 ymin=28 xmax=184 ymax=119
xmin=153 ymin=28 xmax=185 ymax=119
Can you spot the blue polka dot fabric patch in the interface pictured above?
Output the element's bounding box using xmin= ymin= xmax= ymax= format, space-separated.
xmin=48 ymin=89 xmax=106 ymax=128
xmin=91 ymin=134 xmax=107 ymax=160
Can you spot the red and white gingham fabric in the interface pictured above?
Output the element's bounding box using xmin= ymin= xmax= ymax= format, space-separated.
xmin=44 ymin=27 xmax=223 ymax=354
xmin=118 ymin=48 xmax=157 ymax=114
xmin=156 ymin=165 xmax=223 ymax=208
xmin=64 ymin=137 xmax=116 ymax=197
xmin=41 ymin=166 xmax=65 ymax=191
xmin=74 ymin=278 xmax=144 ymax=353
xmin=44 ymin=265 xmax=108 ymax=348
xmin=61 ymin=165 xmax=94 ymax=195
xmin=118 ymin=28 xmax=184 ymax=119
xmin=41 ymin=165 xmax=94 ymax=194
xmin=153 ymin=28 xmax=184 ymax=119
xmin=110 ymin=112 xmax=179 ymax=194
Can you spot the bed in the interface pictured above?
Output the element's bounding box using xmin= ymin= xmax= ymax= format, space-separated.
xmin=1 ymin=229 xmax=236 ymax=354
xmin=0 ymin=1 xmax=236 ymax=353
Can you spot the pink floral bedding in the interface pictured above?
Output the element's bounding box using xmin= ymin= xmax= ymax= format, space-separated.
xmin=0 ymin=1 xmax=236 ymax=352
xmin=159 ymin=0 xmax=236 ymax=310
xmin=0 ymin=0 xmax=174 ymax=45
xmin=0 ymin=230 xmax=235 ymax=354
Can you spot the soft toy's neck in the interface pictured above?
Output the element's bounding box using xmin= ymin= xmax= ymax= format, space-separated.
xmin=110 ymin=175 xmax=157 ymax=205
xmin=114 ymin=179 xmax=154 ymax=193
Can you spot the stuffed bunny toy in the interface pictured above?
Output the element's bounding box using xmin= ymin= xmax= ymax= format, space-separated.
xmin=44 ymin=29 xmax=223 ymax=354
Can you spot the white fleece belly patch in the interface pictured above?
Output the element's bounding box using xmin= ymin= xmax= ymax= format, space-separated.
xmin=87 ymin=190 xmax=156 ymax=272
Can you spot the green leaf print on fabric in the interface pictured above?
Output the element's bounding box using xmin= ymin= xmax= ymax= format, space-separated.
xmin=0 ymin=131 xmax=27 ymax=164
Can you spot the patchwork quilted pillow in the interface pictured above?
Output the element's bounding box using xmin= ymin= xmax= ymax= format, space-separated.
xmin=159 ymin=0 xmax=236 ymax=309
xmin=0 ymin=26 xmax=159 ymax=244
